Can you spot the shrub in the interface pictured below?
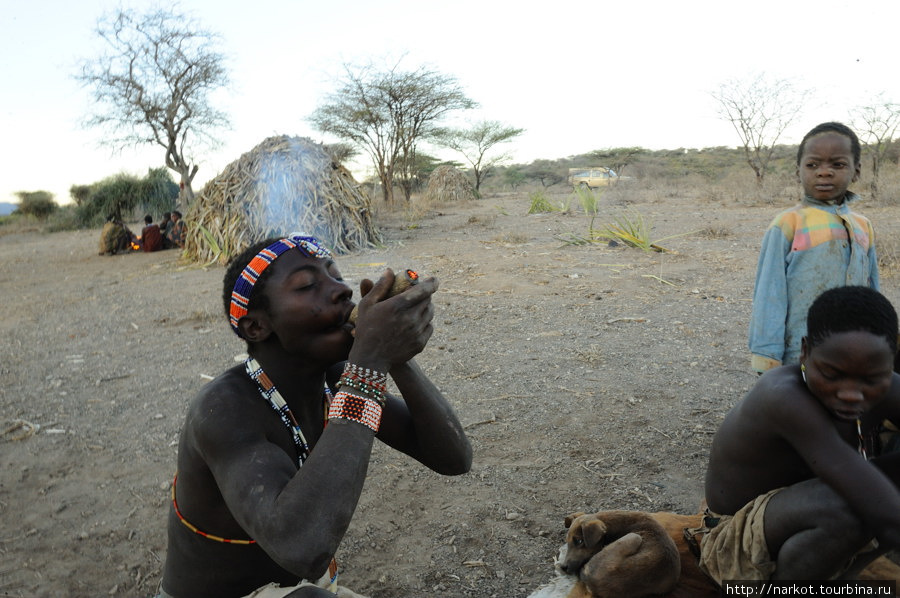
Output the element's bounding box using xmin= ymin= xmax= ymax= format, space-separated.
xmin=44 ymin=205 xmax=82 ymax=232
xmin=15 ymin=191 xmax=57 ymax=220
xmin=590 ymin=209 xmax=697 ymax=252
xmin=572 ymin=185 xmax=601 ymax=215
xmin=527 ymin=190 xmax=569 ymax=214
xmin=74 ymin=167 xmax=178 ymax=225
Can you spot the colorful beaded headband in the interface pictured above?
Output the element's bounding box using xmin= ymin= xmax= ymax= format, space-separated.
xmin=229 ymin=234 xmax=332 ymax=335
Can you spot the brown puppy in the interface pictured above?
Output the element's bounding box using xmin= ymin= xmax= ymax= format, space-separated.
xmin=561 ymin=511 xmax=680 ymax=598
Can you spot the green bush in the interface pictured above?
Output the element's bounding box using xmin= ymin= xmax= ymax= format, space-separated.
xmin=44 ymin=205 xmax=83 ymax=232
xmin=15 ymin=191 xmax=57 ymax=220
xmin=527 ymin=190 xmax=569 ymax=214
xmin=73 ymin=167 xmax=178 ymax=225
xmin=572 ymin=186 xmax=601 ymax=215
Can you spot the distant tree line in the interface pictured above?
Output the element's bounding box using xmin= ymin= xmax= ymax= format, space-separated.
xmin=483 ymin=140 xmax=900 ymax=194
xmin=9 ymin=167 xmax=178 ymax=231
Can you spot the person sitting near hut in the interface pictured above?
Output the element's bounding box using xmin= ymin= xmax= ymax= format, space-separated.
xmin=156 ymin=234 xmax=472 ymax=598
xmin=698 ymin=286 xmax=900 ymax=583
xmin=140 ymin=214 xmax=163 ymax=252
xmin=159 ymin=212 xmax=174 ymax=249
xmin=166 ymin=210 xmax=186 ymax=249
xmin=98 ymin=214 xmax=132 ymax=255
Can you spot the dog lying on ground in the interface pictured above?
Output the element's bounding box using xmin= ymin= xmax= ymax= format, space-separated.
xmin=529 ymin=510 xmax=900 ymax=598
xmin=560 ymin=510 xmax=680 ymax=598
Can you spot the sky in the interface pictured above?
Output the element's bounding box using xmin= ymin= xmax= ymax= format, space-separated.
xmin=3 ymin=0 xmax=900 ymax=206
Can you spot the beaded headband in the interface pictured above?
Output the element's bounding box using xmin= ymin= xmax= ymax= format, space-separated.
xmin=229 ymin=234 xmax=332 ymax=335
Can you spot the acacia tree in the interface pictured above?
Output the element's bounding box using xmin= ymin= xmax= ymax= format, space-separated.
xmin=588 ymin=147 xmax=646 ymax=178
xmin=712 ymin=74 xmax=808 ymax=185
xmin=436 ymin=120 xmax=524 ymax=194
xmin=524 ymin=159 xmax=564 ymax=188
xmin=310 ymin=60 xmax=475 ymax=204
xmin=76 ymin=7 xmax=230 ymax=206
xmin=851 ymin=95 xmax=900 ymax=201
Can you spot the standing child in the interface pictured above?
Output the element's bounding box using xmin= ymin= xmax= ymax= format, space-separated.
xmin=701 ymin=286 xmax=900 ymax=582
xmin=749 ymin=122 xmax=879 ymax=374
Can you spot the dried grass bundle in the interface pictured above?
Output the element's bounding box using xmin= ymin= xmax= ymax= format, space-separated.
xmin=184 ymin=135 xmax=380 ymax=264
xmin=423 ymin=165 xmax=477 ymax=203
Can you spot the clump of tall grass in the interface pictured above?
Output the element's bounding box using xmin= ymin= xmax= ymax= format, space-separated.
xmin=572 ymin=185 xmax=601 ymax=215
xmin=527 ymin=190 xmax=569 ymax=214
xmin=589 ymin=209 xmax=696 ymax=252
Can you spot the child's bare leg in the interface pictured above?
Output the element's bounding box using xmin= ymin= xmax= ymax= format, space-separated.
xmin=764 ymin=479 xmax=872 ymax=579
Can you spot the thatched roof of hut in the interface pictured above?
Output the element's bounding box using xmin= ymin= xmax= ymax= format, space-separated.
xmin=184 ymin=135 xmax=380 ymax=264
xmin=423 ymin=165 xmax=477 ymax=203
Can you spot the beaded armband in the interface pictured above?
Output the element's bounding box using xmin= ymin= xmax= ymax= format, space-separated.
xmin=328 ymin=391 xmax=383 ymax=433
xmin=338 ymin=363 xmax=388 ymax=405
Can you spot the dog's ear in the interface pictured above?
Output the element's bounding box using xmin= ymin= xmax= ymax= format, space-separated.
xmin=581 ymin=518 xmax=608 ymax=550
xmin=565 ymin=512 xmax=586 ymax=528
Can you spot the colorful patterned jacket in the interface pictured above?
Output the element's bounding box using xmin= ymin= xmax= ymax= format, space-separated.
xmin=748 ymin=193 xmax=879 ymax=372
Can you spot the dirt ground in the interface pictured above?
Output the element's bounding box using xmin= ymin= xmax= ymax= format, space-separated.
xmin=2 ymin=189 xmax=899 ymax=598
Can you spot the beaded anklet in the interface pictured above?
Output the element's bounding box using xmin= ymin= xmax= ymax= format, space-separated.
xmin=328 ymin=391 xmax=383 ymax=433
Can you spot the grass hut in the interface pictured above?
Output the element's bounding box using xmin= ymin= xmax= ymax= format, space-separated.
xmin=184 ymin=135 xmax=380 ymax=265
xmin=423 ymin=165 xmax=477 ymax=203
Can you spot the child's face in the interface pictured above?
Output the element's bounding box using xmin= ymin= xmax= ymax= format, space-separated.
xmin=800 ymin=330 xmax=895 ymax=421
xmin=797 ymin=132 xmax=860 ymax=203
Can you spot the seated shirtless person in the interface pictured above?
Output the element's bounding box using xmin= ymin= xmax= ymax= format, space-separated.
xmin=157 ymin=234 xmax=472 ymax=598
xmin=701 ymin=285 xmax=900 ymax=582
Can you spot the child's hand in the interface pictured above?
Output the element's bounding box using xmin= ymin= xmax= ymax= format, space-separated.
xmin=349 ymin=269 xmax=437 ymax=372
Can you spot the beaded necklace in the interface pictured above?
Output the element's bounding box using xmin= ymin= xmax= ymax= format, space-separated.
xmin=856 ymin=418 xmax=868 ymax=461
xmin=245 ymin=357 xmax=332 ymax=468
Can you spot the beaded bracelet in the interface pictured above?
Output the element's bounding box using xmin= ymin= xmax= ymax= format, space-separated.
xmin=328 ymin=391 xmax=383 ymax=433
xmin=339 ymin=363 xmax=388 ymax=405
xmin=338 ymin=372 xmax=386 ymax=405
xmin=344 ymin=363 xmax=388 ymax=388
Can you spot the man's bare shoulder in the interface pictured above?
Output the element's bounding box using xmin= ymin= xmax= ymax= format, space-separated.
xmin=184 ymin=364 xmax=267 ymax=442
xmin=719 ymin=366 xmax=820 ymax=444
xmin=189 ymin=364 xmax=250 ymax=407
xmin=746 ymin=366 xmax=811 ymax=413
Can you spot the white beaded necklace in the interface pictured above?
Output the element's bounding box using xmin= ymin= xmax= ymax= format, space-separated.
xmin=244 ymin=357 xmax=332 ymax=467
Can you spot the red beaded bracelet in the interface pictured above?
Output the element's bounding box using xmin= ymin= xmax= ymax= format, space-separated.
xmin=328 ymin=391 xmax=383 ymax=433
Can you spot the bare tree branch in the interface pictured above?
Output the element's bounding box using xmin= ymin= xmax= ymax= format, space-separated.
xmin=712 ymin=73 xmax=809 ymax=186
xmin=76 ymin=6 xmax=230 ymax=206
xmin=851 ymin=94 xmax=900 ymax=201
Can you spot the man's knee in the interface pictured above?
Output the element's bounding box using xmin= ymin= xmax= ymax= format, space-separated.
xmin=766 ymin=481 xmax=866 ymax=545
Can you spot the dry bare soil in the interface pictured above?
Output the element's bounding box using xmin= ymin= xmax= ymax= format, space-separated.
xmin=2 ymin=190 xmax=899 ymax=598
